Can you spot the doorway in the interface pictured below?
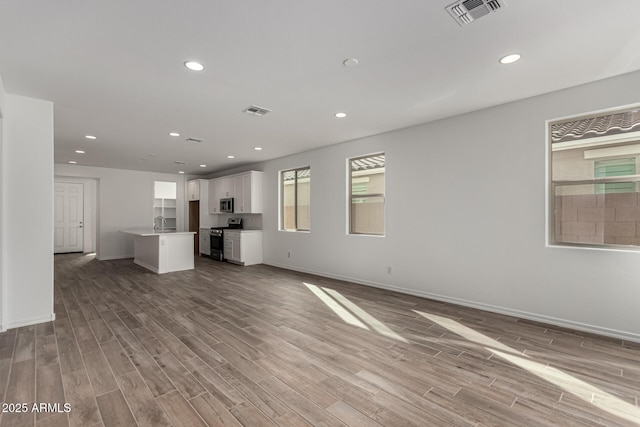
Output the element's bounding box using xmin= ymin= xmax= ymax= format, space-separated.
xmin=189 ymin=200 xmax=200 ymax=254
xmin=54 ymin=182 xmax=84 ymax=253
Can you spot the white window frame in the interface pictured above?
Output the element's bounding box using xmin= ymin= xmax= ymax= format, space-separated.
xmin=348 ymin=153 xmax=386 ymax=236
xmin=547 ymin=103 xmax=640 ymax=250
xmin=279 ymin=166 xmax=310 ymax=232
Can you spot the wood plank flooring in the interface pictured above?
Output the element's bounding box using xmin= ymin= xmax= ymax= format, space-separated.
xmin=1 ymin=253 xmax=639 ymax=426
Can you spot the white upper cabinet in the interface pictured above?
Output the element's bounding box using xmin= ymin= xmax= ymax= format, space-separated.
xmin=234 ymin=171 xmax=263 ymax=213
xmin=187 ymin=180 xmax=200 ymax=201
xmin=208 ymin=176 xmax=232 ymax=214
xmin=218 ymin=177 xmax=234 ymax=199
xmin=208 ymin=178 xmax=219 ymax=213
xmin=209 ymin=171 xmax=263 ymax=214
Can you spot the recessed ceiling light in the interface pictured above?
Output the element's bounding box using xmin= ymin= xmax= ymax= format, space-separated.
xmin=343 ymin=58 xmax=359 ymax=68
xmin=184 ymin=61 xmax=204 ymax=71
xmin=68 ymin=160 xmax=77 ymax=164
xmin=335 ymin=112 xmax=347 ymax=118
xmin=254 ymin=147 xmax=262 ymax=151
xmin=199 ymin=164 xmax=206 ymax=168
xmin=85 ymin=135 xmax=96 ymax=140
xmin=169 ymin=132 xmax=180 ymax=137
xmin=75 ymin=150 xmax=85 ymax=154
xmin=227 ymin=155 xmax=235 ymax=159
xmin=499 ymin=53 xmax=521 ymax=64
xmin=178 ymin=171 xmax=185 ymax=174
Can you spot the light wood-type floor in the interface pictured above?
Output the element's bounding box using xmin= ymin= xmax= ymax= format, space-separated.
xmin=1 ymin=254 xmax=640 ymax=426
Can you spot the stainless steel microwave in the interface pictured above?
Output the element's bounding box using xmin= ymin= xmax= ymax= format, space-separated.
xmin=220 ymin=198 xmax=234 ymax=213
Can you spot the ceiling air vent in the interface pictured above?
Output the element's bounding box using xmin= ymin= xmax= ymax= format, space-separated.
xmin=446 ymin=0 xmax=505 ymax=26
xmin=243 ymin=105 xmax=272 ymax=116
xmin=174 ymin=161 xmax=187 ymax=165
xmin=185 ymin=137 xmax=203 ymax=144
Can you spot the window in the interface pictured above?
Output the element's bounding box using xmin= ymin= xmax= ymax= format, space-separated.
xmin=349 ymin=153 xmax=385 ymax=235
xmin=594 ymin=158 xmax=636 ymax=194
xmin=549 ymin=107 xmax=640 ymax=247
xmin=281 ymin=167 xmax=310 ymax=231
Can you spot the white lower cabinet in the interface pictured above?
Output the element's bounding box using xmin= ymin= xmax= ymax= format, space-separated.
xmin=223 ymin=230 xmax=262 ymax=265
xmin=199 ymin=229 xmax=210 ymax=256
xmin=224 ymin=231 xmax=240 ymax=262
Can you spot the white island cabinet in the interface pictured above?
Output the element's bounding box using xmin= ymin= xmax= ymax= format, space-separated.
xmin=120 ymin=230 xmax=195 ymax=274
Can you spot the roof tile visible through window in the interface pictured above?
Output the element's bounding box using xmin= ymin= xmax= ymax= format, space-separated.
xmin=351 ymin=155 xmax=385 ymax=171
xmin=282 ymin=169 xmax=309 ymax=181
xmin=551 ymin=109 xmax=640 ymax=143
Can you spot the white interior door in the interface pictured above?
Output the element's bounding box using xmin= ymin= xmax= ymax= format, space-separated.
xmin=54 ymin=182 xmax=84 ymax=253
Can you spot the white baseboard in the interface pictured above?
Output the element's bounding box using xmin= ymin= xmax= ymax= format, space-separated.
xmin=96 ymin=254 xmax=133 ymax=261
xmin=5 ymin=313 xmax=56 ymax=330
xmin=263 ymin=261 xmax=640 ymax=344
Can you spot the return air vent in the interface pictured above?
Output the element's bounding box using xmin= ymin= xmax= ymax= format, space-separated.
xmin=185 ymin=137 xmax=203 ymax=144
xmin=243 ymin=105 xmax=272 ymax=116
xmin=174 ymin=161 xmax=187 ymax=165
xmin=446 ymin=0 xmax=505 ymax=26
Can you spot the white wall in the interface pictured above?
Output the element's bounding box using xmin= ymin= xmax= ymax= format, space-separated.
xmin=54 ymin=164 xmax=186 ymax=260
xmin=261 ymin=70 xmax=640 ymax=342
xmin=0 ymin=75 xmax=5 ymax=330
xmin=1 ymin=91 xmax=54 ymax=330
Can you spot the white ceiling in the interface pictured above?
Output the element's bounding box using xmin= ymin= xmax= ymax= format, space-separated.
xmin=2 ymin=0 xmax=640 ymax=175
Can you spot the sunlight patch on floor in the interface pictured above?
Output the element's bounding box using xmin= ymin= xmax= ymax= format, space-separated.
xmin=303 ymin=283 xmax=407 ymax=342
xmin=413 ymin=310 xmax=519 ymax=355
xmin=414 ymin=309 xmax=640 ymax=424
xmin=493 ymin=349 xmax=640 ymax=424
xmin=323 ymin=287 xmax=408 ymax=343
xmin=303 ymin=283 xmax=368 ymax=329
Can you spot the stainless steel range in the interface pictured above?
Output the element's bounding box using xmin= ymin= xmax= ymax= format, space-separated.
xmin=209 ymin=218 xmax=242 ymax=261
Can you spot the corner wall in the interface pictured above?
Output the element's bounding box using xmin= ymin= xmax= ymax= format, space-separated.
xmin=2 ymin=91 xmax=54 ymax=330
xmin=261 ymin=70 xmax=640 ymax=342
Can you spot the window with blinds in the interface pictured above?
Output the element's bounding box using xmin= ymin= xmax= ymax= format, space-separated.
xmin=594 ymin=158 xmax=636 ymax=194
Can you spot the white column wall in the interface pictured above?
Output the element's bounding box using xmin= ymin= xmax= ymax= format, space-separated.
xmin=0 ymin=75 xmax=5 ymax=331
xmin=261 ymin=70 xmax=640 ymax=342
xmin=1 ymin=91 xmax=54 ymax=330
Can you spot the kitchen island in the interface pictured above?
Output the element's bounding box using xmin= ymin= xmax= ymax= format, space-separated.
xmin=120 ymin=230 xmax=196 ymax=274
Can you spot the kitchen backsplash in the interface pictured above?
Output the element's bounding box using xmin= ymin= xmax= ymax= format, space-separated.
xmin=212 ymin=213 xmax=263 ymax=230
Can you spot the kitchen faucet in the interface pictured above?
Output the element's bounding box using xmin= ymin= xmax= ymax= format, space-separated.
xmin=154 ymin=216 xmax=167 ymax=232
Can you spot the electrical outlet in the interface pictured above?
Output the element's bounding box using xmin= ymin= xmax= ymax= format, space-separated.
xmin=287 ymin=252 xmax=291 ymax=258
xmin=387 ymin=266 xmax=392 ymax=274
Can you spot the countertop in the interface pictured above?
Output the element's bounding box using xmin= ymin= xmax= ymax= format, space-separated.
xmin=199 ymin=228 xmax=262 ymax=233
xmin=120 ymin=229 xmax=196 ymax=237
